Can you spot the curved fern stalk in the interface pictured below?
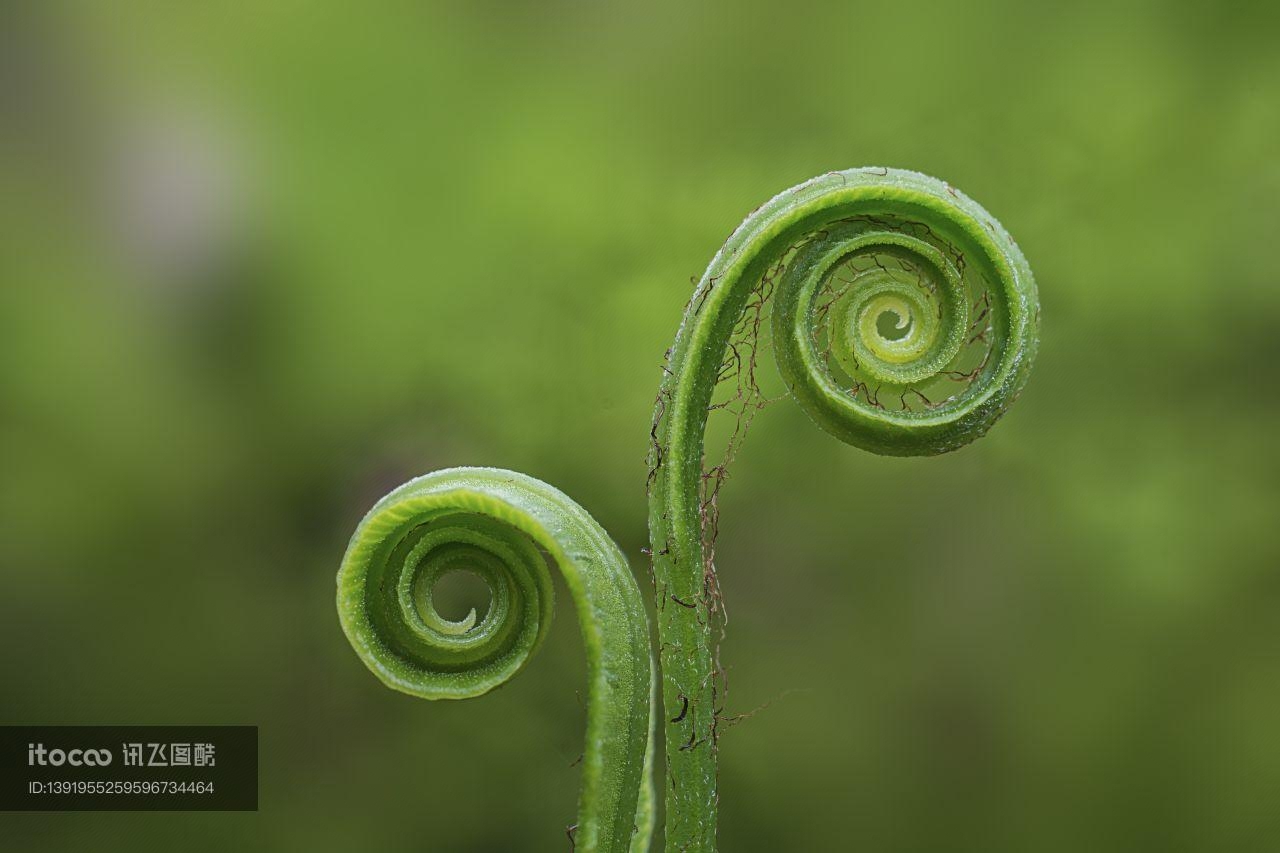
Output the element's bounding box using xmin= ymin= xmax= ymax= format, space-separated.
xmin=337 ymin=467 xmax=655 ymax=853
xmin=648 ymin=167 xmax=1040 ymax=850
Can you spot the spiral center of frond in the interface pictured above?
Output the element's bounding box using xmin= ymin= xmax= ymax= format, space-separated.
xmin=420 ymin=567 xmax=493 ymax=632
xmin=782 ymin=216 xmax=1005 ymax=421
xmin=875 ymin=308 xmax=911 ymax=341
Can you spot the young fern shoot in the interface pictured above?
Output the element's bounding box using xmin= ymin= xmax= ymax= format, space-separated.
xmin=334 ymin=169 xmax=1038 ymax=852
xmin=337 ymin=467 xmax=655 ymax=853
xmin=648 ymin=167 xmax=1040 ymax=851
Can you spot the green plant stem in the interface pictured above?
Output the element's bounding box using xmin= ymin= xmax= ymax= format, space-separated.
xmin=647 ymin=167 xmax=1039 ymax=851
xmin=337 ymin=467 xmax=655 ymax=853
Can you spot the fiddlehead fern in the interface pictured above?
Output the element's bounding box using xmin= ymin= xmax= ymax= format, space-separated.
xmin=337 ymin=467 xmax=655 ymax=853
xmin=648 ymin=167 xmax=1039 ymax=850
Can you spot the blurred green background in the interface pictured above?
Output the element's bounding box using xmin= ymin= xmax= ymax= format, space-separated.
xmin=2 ymin=1 xmax=1278 ymax=850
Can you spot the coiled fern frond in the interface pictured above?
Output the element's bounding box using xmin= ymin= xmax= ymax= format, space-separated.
xmin=337 ymin=467 xmax=655 ymax=853
xmin=648 ymin=167 xmax=1039 ymax=850
xmin=335 ymin=169 xmax=1040 ymax=853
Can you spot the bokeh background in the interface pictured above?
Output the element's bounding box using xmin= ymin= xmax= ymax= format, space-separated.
xmin=2 ymin=1 xmax=1278 ymax=851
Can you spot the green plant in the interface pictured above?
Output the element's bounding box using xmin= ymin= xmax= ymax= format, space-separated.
xmin=336 ymin=468 xmax=655 ymax=852
xmin=336 ymin=168 xmax=1039 ymax=852
xmin=647 ymin=167 xmax=1039 ymax=849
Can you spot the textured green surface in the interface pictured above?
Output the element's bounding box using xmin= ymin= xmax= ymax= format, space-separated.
xmin=337 ymin=468 xmax=654 ymax=853
xmin=648 ymin=168 xmax=1039 ymax=850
